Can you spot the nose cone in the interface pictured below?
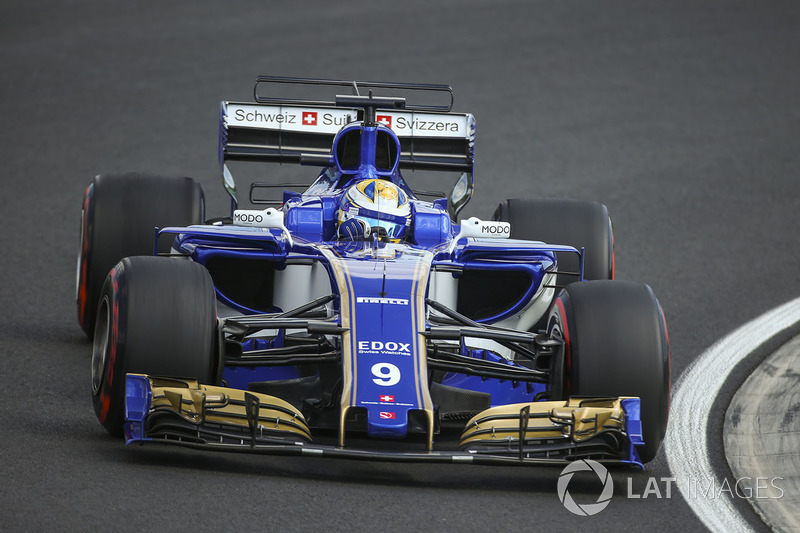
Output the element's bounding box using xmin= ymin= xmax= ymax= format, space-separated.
xmin=366 ymin=407 xmax=409 ymax=439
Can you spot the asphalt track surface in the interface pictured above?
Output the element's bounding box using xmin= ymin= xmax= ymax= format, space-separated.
xmin=2 ymin=1 xmax=799 ymax=531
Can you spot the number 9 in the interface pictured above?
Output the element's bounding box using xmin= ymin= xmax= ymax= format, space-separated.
xmin=371 ymin=362 xmax=400 ymax=387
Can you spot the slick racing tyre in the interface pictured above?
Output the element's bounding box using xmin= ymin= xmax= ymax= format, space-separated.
xmin=77 ymin=173 xmax=205 ymax=338
xmin=547 ymin=280 xmax=670 ymax=463
xmin=493 ymin=198 xmax=614 ymax=287
xmin=91 ymin=256 xmax=218 ymax=437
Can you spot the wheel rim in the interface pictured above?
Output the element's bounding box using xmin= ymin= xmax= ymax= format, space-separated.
xmin=91 ymin=296 xmax=111 ymax=395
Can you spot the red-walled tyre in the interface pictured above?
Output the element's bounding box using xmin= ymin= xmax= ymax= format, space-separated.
xmin=91 ymin=256 xmax=218 ymax=437
xmin=547 ymin=280 xmax=670 ymax=463
xmin=77 ymin=173 xmax=205 ymax=338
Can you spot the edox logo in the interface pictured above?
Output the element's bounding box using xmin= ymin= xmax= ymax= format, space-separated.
xmin=357 ymin=341 xmax=411 ymax=355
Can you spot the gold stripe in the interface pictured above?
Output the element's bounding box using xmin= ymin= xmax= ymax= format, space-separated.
xmin=409 ymin=251 xmax=436 ymax=448
xmin=338 ymin=257 xmax=358 ymax=405
xmin=318 ymin=246 xmax=356 ymax=447
xmin=410 ymin=257 xmax=423 ymax=408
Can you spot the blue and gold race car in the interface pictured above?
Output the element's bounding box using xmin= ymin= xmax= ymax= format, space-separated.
xmin=77 ymin=76 xmax=670 ymax=468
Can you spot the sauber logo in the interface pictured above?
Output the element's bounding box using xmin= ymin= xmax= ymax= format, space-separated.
xmin=302 ymin=111 xmax=317 ymax=126
xmin=377 ymin=115 xmax=392 ymax=129
xmin=379 ymin=412 xmax=396 ymax=419
xmin=356 ymin=296 xmax=409 ymax=306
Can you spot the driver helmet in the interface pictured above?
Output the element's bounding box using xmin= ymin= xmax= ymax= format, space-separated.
xmin=337 ymin=179 xmax=411 ymax=241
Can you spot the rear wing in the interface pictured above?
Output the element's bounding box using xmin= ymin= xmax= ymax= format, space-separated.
xmin=220 ymin=102 xmax=476 ymax=171
xmin=219 ymin=76 xmax=476 ymax=215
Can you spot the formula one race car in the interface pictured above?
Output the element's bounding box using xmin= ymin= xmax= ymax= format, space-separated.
xmin=77 ymin=76 xmax=670 ymax=468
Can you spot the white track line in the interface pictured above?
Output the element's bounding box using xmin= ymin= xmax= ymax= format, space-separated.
xmin=665 ymin=296 xmax=800 ymax=532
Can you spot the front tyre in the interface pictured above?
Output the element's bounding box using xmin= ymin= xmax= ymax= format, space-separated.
xmin=92 ymin=256 xmax=218 ymax=437
xmin=77 ymin=173 xmax=205 ymax=338
xmin=547 ymin=280 xmax=670 ymax=463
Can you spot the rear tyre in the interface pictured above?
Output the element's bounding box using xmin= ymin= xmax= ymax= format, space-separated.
xmin=493 ymin=198 xmax=614 ymax=286
xmin=77 ymin=173 xmax=205 ymax=338
xmin=547 ymin=280 xmax=670 ymax=463
xmin=91 ymin=256 xmax=218 ymax=437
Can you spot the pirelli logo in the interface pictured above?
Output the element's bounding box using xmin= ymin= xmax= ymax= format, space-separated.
xmin=356 ymin=296 xmax=409 ymax=306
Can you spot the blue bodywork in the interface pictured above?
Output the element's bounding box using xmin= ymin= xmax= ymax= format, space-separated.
xmin=157 ymin=116 xmax=563 ymax=440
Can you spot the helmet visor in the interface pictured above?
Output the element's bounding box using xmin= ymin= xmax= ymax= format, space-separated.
xmin=358 ymin=216 xmax=406 ymax=238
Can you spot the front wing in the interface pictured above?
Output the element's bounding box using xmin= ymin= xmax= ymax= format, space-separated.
xmin=124 ymin=374 xmax=645 ymax=468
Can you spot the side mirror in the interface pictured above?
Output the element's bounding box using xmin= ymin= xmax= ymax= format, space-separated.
xmin=222 ymin=163 xmax=239 ymax=211
xmin=448 ymin=172 xmax=474 ymax=219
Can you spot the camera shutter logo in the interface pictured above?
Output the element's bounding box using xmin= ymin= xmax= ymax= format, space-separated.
xmin=557 ymin=459 xmax=614 ymax=516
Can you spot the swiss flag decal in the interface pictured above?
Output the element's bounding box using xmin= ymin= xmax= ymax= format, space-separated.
xmin=302 ymin=111 xmax=318 ymax=126
xmin=379 ymin=412 xmax=396 ymax=419
xmin=377 ymin=115 xmax=392 ymax=129
xmin=379 ymin=395 xmax=395 ymax=403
